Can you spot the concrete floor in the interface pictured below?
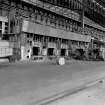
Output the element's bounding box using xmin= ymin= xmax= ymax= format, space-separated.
xmin=0 ymin=60 xmax=105 ymax=105
xmin=50 ymin=80 xmax=105 ymax=105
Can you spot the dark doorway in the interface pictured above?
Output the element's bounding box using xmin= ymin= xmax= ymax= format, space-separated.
xmin=47 ymin=48 xmax=54 ymax=56
xmin=33 ymin=47 xmax=40 ymax=56
xmin=61 ymin=49 xmax=66 ymax=56
xmin=73 ymin=49 xmax=85 ymax=60
xmin=77 ymin=49 xmax=84 ymax=56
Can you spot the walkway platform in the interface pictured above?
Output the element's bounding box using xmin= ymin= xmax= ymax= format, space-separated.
xmin=0 ymin=60 xmax=105 ymax=105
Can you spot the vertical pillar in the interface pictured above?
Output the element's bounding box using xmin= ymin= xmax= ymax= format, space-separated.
xmin=81 ymin=0 xmax=85 ymax=35
xmin=2 ymin=22 xmax=5 ymax=34
xmin=57 ymin=38 xmax=61 ymax=57
xmin=8 ymin=10 xmax=11 ymax=34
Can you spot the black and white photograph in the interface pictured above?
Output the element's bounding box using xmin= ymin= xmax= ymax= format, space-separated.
xmin=0 ymin=0 xmax=105 ymax=105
